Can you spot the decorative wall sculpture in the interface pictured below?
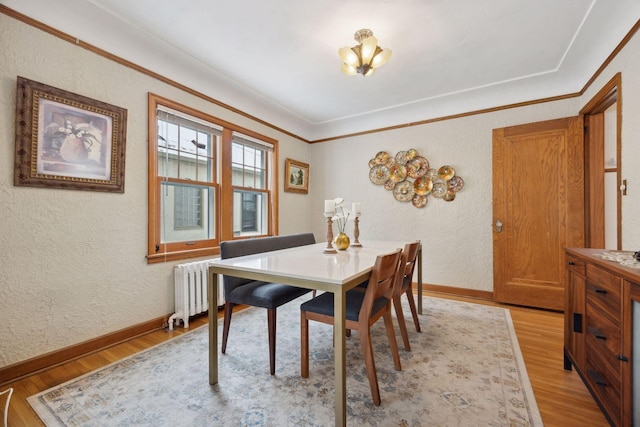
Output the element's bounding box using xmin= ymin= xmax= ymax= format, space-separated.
xmin=368 ymin=149 xmax=464 ymax=208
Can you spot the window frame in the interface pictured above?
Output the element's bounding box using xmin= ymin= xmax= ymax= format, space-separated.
xmin=147 ymin=93 xmax=279 ymax=263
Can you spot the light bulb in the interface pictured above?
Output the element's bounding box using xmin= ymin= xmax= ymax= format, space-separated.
xmin=338 ymin=47 xmax=359 ymax=67
xmin=372 ymin=48 xmax=392 ymax=68
xmin=361 ymin=36 xmax=378 ymax=65
xmin=341 ymin=63 xmax=357 ymax=76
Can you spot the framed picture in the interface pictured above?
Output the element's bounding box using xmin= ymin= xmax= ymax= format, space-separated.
xmin=14 ymin=76 xmax=127 ymax=193
xmin=284 ymin=158 xmax=309 ymax=194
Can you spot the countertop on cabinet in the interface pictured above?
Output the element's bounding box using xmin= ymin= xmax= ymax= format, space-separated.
xmin=565 ymin=248 xmax=640 ymax=283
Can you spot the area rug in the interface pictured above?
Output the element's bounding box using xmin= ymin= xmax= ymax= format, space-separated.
xmin=29 ymin=296 xmax=542 ymax=426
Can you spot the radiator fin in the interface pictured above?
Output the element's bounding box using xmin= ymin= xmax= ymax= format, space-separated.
xmin=171 ymin=261 xmax=223 ymax=329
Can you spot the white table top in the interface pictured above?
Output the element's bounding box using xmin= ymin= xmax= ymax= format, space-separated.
xmin=209 ymin=241 xmax=407 ymax=285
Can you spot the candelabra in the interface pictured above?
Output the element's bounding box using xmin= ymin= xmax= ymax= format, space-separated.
xmin=351 ymin=216 xmax=362 ymax=247
xmin=323 ymin=215 xmax=337 ymax=254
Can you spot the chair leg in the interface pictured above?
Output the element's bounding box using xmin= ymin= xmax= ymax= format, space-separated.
xmin=383 ymin=311 xmax=402 ymax=371
xmin=301 ymin=311 xmax=309 ymax=378
xmin=221 ymin=303 xmax=233 ymax=354
xmin=359 ymin=326 xmax=381 ymax=406
xmin=405 ymin=287 xmax=421 ymax=332
xmin=393 ymin=296 xmax=411 ymax=351
xmin=268 ymin=308 xmax=277 ymax=375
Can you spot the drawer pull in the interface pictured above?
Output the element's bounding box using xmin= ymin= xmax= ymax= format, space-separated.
xmin=617 ymin=355 xmax=629 ymax=362
xmin=567 ymin=261 xmax=575 ymax=266
xmin=587 ymin=370 xmax=608 ymax=387
xmin=587 ymin=326 xmax=606 ymax=340
xmin=587 ymin=284 xmax=608 ymax=295
xmin=572 ymin=313 xmax=582 ymax=333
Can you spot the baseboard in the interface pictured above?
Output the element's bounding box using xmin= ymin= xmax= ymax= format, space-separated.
xmin=0 ymin=315 xmax=167 ymax=386
xmin=1 ymin=285 xmax=492 ymax=386
xmin=421 ymin=283 xmax=494 ymax=301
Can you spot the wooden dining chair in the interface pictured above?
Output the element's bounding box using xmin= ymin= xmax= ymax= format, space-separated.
xmin=300 ymin=249 xmax=404 ymax=406
xmin=393 ymin=241 xmax=422 ymax=351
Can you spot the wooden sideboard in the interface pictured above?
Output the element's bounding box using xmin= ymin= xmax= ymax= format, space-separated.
xmin=564 ymin=248 xmax=640 ymax=427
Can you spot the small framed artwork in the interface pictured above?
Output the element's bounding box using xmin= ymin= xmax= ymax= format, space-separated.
xmin=14 ymin=76 xmax=127 ymax=192
xmin=284 ymin=158 xmax=309 ymax=194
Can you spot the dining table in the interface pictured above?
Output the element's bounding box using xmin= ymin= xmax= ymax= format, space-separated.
xmin=207 ymin=240 xmax=422 ymax=426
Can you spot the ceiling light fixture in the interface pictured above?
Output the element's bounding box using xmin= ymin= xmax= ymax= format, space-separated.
xmin=339 ymin=28 xmax=392 ymax=77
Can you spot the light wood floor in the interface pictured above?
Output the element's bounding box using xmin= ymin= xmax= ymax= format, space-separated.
xmin=2 ymin=292 xmax=608 ymax=426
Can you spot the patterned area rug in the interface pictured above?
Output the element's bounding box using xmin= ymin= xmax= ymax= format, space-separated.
xmin=29 ymin=296 xmax=542 ymax=426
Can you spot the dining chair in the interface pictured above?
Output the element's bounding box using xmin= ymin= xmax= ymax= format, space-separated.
xmin=300 ymin=248 xmax=404 ymax=406
xmin=220 ymin=233 xmax=316 ymax=375
xmin=393 ymin=241 xmax=422 ymax=351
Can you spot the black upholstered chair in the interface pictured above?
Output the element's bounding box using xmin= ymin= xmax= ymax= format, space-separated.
xmin=300 ymin=248 xmax=404 ymax=406
xmin=393 ymin=241 xmax=422 ymax=351
xmin=220 ymin=233 xmax=316 ymax=375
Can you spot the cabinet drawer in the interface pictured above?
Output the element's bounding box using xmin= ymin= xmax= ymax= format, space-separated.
xmin=566 ymin=255 xmax=586 ymax=276
xmin=586 ymin=264 xmax=621 ymax=324
xmin=585 ymin=304 xmax=621 ymax=376
xmin=585 ymin=350 xmax=621 ymax=426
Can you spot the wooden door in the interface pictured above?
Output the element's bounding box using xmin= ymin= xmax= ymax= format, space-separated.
xmin=493 ymin=117 xmax=584 ymax=310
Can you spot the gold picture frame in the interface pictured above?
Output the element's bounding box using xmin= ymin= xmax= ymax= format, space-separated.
xmin=14 ymin=76 xmax=127 ymax=193
xmin=284 ymin=158 xmax=309 ymax=194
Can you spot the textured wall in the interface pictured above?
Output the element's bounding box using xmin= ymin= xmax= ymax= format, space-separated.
xmin=2 ymin=11 xmax=639 ymax=370
xmin=309 ymin=25 xmax=640 ymax=290
xmin=579 ymin=28 xmax=640 ymax=249
xmin=0 ymin=14 xmax=312 ymax=368
xmin=310 ymin=100 xmax=579 ymax=291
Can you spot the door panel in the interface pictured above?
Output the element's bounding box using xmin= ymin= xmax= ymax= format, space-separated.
xmin=493 ymin=117 xmax=584 ymax=310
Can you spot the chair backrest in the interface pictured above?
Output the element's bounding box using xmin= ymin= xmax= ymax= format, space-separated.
xmin=220 ymin=233 xmax=316 ymax=292
xmin=398 ymin=241 xmax=421 ymax=294
xmin=359 ymin=248 xmax=404 ymax=322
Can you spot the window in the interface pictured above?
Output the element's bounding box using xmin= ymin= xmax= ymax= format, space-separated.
xmin=231 ymin=133 xmax=271 ymax=237
xmin=147 ymin=93 xmax=277 ymax=263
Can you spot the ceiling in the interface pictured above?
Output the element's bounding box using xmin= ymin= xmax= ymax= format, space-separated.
xmin=3 ymin=0 xmax=640 ymax=141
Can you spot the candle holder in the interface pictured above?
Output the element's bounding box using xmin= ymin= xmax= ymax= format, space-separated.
xmin=351 ymin=216 xmax=362 ymax=247
xmin=323 ymin=215 xmax=337 ymax=254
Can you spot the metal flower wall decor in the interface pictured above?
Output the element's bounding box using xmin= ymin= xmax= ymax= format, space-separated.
xmin=368 ymin=149 xmax=464 ymax=208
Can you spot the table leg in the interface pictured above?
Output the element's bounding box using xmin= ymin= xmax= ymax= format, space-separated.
xmin=334 ymin=289 xmax=347 ymax=426
xmin=208 ymin=266 xmax=218 ymax=385
xmin=417 ymin=244 xmax=423 ymax=314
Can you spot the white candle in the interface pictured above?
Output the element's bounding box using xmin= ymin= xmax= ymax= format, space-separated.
xmin=324 ymin=200 xmax=335 ymax=215
xmin=352 ymin=202 xmax=361 ymax=215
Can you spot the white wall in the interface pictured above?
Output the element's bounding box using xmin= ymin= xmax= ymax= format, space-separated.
xmin=2 ymin=10 xmax=639 ymax=370
xmin=310 ymin=28 xmax=640 ymax=292
xmin=310 ymin=100 xmax=579 ymax=291
xmin=0 ymin=14 xmax=312 ymax=368
xmin=579 ymin=27 xmax=640 ymax=249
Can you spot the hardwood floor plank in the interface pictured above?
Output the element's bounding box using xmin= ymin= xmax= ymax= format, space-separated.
xmin=1 ymin=295 xmax=608 ymax=426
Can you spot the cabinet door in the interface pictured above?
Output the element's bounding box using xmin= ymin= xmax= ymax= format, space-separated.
xmin=624 ymin=281 xmax=639 ymax=427
xmin=565 ymin=256 xmax=586 ymax=369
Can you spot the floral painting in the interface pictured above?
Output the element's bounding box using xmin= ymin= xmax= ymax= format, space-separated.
xmin=38 ymin=99 xmax=112 ymax=180
xmin=14 ymin=77 xmax=127 ymax=192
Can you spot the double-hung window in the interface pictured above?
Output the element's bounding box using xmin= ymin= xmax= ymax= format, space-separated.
xmin=147 ymin=93 xmax=277 ymax=263
xmin=232 ymin=133 xmax=271 ymax=237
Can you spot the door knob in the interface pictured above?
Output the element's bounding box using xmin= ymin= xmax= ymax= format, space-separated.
xmin=495 ymin=219 xmax=503 ymax=233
